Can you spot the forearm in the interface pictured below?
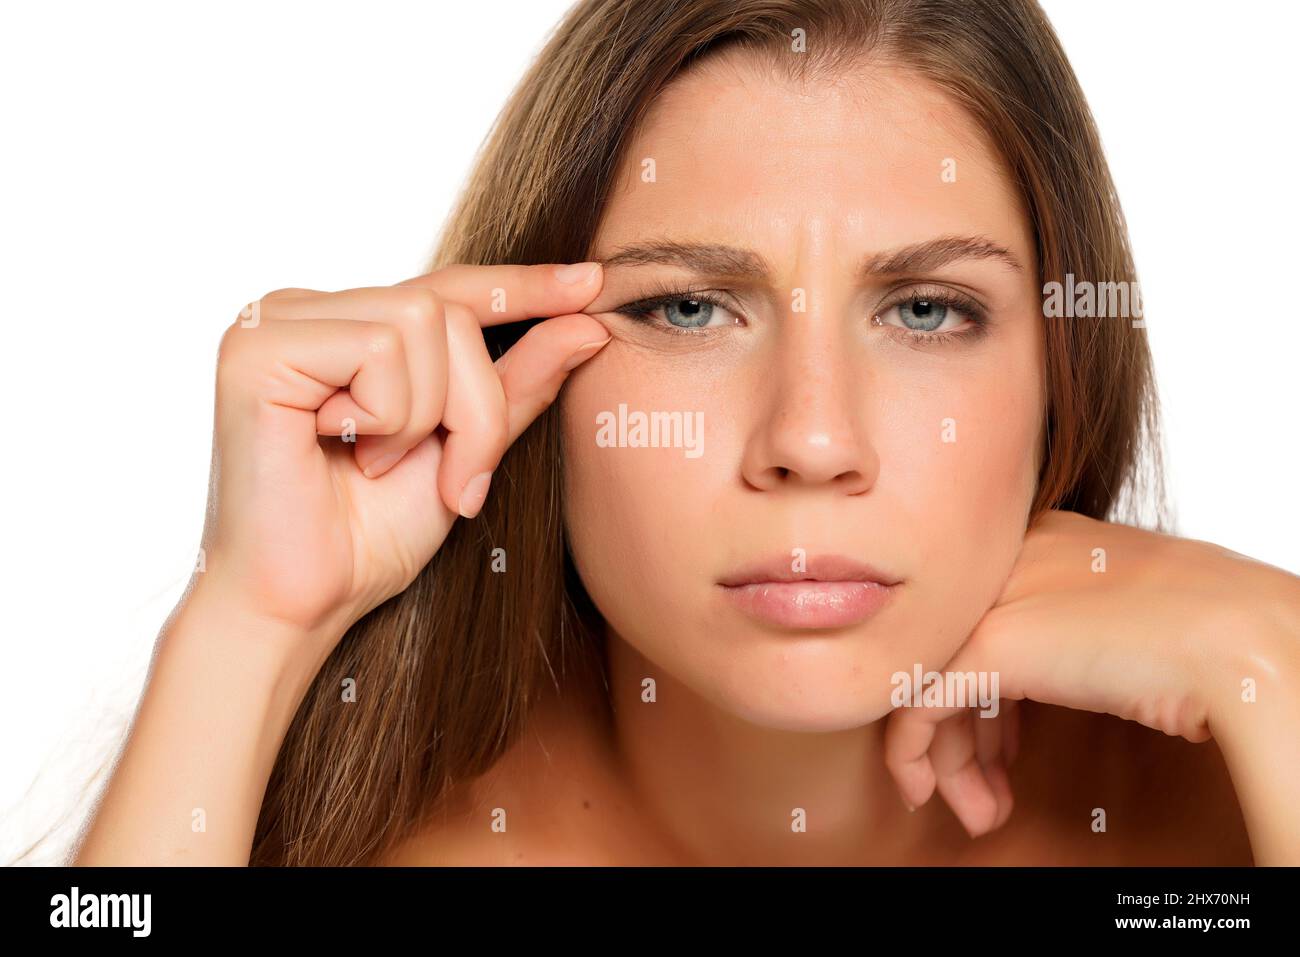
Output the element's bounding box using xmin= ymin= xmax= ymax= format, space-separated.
xmin=71 ymin=586 xmax=332 ymax=866
xmin=1206 ymin=582 xmax=1300 ymax=866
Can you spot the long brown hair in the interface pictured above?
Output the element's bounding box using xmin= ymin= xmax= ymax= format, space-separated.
xmin=60 ymin=0 xmax=1164 ymax=867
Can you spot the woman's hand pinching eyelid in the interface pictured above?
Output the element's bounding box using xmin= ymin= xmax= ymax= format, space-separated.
xmin=190 ymin=264 xmax=615 ymax=678
xmin=429 ymin=306 xmax=611 ymax=520
xmin=360 ymin=261 xmax=607 ymax=517
xmin=348 ymin=260 xmax=605 ymax=478
xmin=492 ymin=311 xmax=612 ymax=430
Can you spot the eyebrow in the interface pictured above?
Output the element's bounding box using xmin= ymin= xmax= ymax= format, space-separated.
xmin=599 ymin=235 xmax=1023 ymax=279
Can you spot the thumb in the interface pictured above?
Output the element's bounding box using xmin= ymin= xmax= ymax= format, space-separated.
xmin=495 ymin=312 xmax=613 ymax=445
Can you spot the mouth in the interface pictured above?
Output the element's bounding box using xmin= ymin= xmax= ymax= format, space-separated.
xmin=716 ymin=553 xmax=901 ymax=631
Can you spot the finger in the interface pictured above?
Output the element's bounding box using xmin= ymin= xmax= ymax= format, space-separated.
xmin=973 ymin=702 xmax=1016 ymax=830
xmin=881 ymin=617 xmax=1037 ymax=810
xmin=884 ymin=690 xmax=998 ymax=812
xmin=217 ymin=316 xmax=411 ymax=448
xmin=396 ymin=261 xmax=604 ymax=326
xmin=985 ymin=759 xmax=1015 ymax=830
xmin=349 ymin=289 xmax=448 ymax=478
xmin=974 ymin=701 xmax=1003 ymax=769
xmin=1001 ymin=698 xmax=1021 ymax=767
xmin=886 ymin=705 xmax=1012 ymax=835
xmin=494 ymin=312 xmax=613 ymax=445
xmin=883 ymin=707 xmax=938 ymax=812
xmin=930 ymin=712 xmax=1000 ymax=838
xmin=253 ymin=286 xmax=452 ymax=476
xmin=437 ymin=302 xmax=508 ymax=518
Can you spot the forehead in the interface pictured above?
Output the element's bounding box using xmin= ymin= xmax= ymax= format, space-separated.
xmin=592 ymin=52 xmax=1031 ymax=265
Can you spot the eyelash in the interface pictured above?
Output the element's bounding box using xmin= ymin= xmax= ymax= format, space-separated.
xmin=875 ymin=285 xmax=990 ymax=347
xmin=613 ymin=282 xmax=990 ymax=346
xmin=614 ymin=283 xmax=744 ymax=338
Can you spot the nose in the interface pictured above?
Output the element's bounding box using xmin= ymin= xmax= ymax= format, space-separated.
xmin=739 ymin=294 xmax=878 ymax=495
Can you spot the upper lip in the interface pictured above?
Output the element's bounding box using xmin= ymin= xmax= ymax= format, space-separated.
xmin=717 ymin=553 xmax=902 ymax=588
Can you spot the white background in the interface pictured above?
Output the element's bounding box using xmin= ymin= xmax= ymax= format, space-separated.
xmin=1 ymin=0 xmax=1295 ymax=863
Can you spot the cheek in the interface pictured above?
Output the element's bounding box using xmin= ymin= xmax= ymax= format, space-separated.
xmin=875 ymin=345 xmax=1043 ymax=634
xmin=559 ymin=324 xmax=1045 ymax=692
xmin=559 ymin=343 xmax=735 ymax=630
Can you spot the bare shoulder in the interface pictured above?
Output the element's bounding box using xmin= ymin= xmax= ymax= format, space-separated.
xmin=968 ymin=702 xmax=1254 ymax=865
xmin=378 ymin=775 xmax=521 ymax=866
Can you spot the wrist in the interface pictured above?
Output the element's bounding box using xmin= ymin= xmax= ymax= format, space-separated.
xmin=163 ymin=578 xmax=346 ymax=713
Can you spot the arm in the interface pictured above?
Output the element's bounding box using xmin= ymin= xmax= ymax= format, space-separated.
xmin=69 ymin=263 xmax=608 ymax=866
xmin=70 ymin=583 xmax=336 ymax=866
xmin=1204 ymin=577 xmax=1300 ymax=865
xmin=884 ymin=509 xmax=1300 ymax=860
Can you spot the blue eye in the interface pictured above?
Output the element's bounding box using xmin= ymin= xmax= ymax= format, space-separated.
xmin=663 ymin=297 xmax=715 ymax=328
xmin=896 ymin=299 xmax=948 ymax=332
xmin=874 ymin=288 xmax=987 ymax=343
xmin=614 ymin=289 xmax=740 ymax=335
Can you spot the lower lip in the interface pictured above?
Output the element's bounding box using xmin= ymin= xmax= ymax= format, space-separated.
xmin=718 ymin=580 xmax=898 ymax=630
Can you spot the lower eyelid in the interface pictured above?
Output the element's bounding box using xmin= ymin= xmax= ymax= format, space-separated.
xmin=883 ymin=319 xmax=989 ymax=348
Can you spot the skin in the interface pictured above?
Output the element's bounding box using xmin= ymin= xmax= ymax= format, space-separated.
xmin=72 ymin=50 xmax=1295 ymax=867
xmin=71 ymin=262 xmax=614 ymax=864
xmin=562 ymin=53 xmax=1046 ymax=862
xmin=387 ymin=53 xmax=1293 ymax=865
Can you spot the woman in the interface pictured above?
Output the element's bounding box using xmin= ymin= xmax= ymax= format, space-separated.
xmin=69 ymin=0 xmax=1298 ymax=866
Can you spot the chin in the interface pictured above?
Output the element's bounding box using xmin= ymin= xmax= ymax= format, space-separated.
xmin=677 ymin=627 xmax=910 ymax=733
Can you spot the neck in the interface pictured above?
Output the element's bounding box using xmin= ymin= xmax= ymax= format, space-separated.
xmin=599 ymin=626 xmax=953 ymax=865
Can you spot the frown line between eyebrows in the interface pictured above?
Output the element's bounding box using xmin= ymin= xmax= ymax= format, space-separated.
xmin=598 ymin=235 xmax=1024 ymax=284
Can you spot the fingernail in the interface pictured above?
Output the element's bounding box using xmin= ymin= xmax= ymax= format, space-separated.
xmin=457 ymin=471 xmax=492 ymax=518
xmin=562 ymin=338 xmax=610 ymax=372
xmin=362 ymin=450 xmax=403 ymax=478
xmin=554 ymin=261 xmax=599 ymax=284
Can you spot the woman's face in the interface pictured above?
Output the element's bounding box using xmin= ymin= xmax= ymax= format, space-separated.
xmin=561 ymin=54 xmax=1045 ymax=732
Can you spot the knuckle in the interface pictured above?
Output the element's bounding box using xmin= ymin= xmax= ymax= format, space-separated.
xmin=391 ymin=285 xmax=444 ymax=329
xmin=882 ymin=747 xmax=910 ymax=775
xmin=440 ymin=300 xmax=480 ymax=340
xmin=215 ymin=325 xmax=264 ymax=402
xmin=216 ymin=319 xmax=253 ymax=371
xmin=365 ymin=322 xmax=404 ymax=358
xmin=229 ymin=297 xmax=263 ymax=330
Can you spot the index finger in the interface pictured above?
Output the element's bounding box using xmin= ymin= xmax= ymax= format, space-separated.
xmin=395 ymin=261 xmax=603 ymax=326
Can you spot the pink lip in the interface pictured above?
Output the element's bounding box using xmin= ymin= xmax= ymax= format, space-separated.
xmin=716 ymin=553 xmax=901 ymax=630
